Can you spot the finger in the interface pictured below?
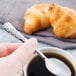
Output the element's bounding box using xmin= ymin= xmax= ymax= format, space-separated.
xmin=0 ymin=43 xmax=22 ymax=57
xmin=10 ymin=38 xmax=37 ymax=67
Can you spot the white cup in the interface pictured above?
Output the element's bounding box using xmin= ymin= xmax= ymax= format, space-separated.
xmin=24 ymin=47 xmax=76 ymax=76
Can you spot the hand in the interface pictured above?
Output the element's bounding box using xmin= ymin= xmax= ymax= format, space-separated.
xmin=0 ymin=38 xmax=37 ymax=76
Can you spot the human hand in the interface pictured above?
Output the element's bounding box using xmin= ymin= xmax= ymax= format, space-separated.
xmin=0 ymin=38 xmax=37 ymax=76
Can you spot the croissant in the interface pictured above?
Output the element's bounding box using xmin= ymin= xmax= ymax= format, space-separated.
xmin=24 ymin=4 xmax=51 ymax=34
xmin=49 ymin=4 xmax=76 ymax=38
xmin=24 ymin=4 xmax=76 ymax=38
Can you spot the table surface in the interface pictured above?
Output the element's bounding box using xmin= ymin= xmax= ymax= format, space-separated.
xmin=0 ymin=28 xmax=76 ymax=58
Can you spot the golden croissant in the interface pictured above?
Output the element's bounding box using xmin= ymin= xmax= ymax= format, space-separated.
xmin=49 ymin=4 xmax=76 ymax=38
xmin=24 ymin=4 xmax=76 ymax=38
xmin=24 ymin=4 xmax=51 ymax=34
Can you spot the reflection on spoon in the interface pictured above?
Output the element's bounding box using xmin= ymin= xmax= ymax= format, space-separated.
xmin=46 ymin=58 xmax=71 ymax=76
xmin=2 ymin=22 xmax=71 ymax=76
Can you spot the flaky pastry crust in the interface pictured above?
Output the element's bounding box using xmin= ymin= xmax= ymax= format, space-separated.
xmin=24 ymin=4 xmax=76 ymax=38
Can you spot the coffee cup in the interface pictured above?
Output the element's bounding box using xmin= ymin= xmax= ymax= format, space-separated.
xmin=23 ymin=47 xmax=76 ymax=76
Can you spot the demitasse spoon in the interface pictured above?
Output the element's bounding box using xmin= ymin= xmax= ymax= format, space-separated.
xmin=2 ymin=22 xmax=71 ymax=76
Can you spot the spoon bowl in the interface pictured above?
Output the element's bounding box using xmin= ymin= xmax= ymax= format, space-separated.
xmin=45 ymin=58 xmax=71 ymax=76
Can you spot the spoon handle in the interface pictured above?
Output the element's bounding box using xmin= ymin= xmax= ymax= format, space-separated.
xmin=2 ymin=22 xmax=47 ymax=60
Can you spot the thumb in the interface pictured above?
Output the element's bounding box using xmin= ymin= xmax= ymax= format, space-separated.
xmin=9 ymin=38 xmax=37 ymax=67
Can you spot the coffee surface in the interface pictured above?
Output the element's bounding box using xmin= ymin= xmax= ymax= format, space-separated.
xmin=27 ymin=53 xmax=75 ymax=76
xmin=28 ymin=56 xmax=55 ymax=76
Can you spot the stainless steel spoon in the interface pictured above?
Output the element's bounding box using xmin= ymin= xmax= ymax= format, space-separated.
xmin=2 ymin=22 xmax=71 ymax=76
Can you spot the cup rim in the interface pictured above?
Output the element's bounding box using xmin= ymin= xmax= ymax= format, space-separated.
xmin=24 ymin=47 xmax=76 ymax=76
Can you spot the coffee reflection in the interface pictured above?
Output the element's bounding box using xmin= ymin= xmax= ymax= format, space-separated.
xmin=27 ymin=53 xmax=75 ymax=76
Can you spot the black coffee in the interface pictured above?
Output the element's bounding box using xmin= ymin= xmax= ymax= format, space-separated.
xmin=27 ymin=53 xmax=75 ymax=76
